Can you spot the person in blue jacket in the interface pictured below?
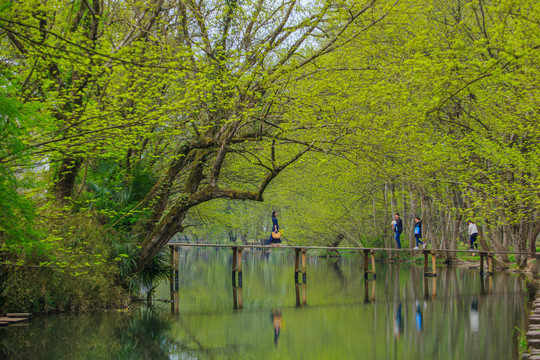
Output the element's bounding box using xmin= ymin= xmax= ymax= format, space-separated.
xmin=266 ymin=211 xmax=281 ymax=246
xmin=414 ymin=216 xmax=426 ymax=249
xmin=393 ymin=213 xmax=403 ymax=249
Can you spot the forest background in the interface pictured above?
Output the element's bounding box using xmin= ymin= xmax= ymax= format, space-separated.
xmin=0 ymin=0 xmax=539 ymax=312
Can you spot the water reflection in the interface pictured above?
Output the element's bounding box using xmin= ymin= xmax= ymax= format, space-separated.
xmin=1 ymin=249 xmax=531 ymax=360
xmin=364 ymin=279 xmax=376 ymax=304
xmin=394 ymin=303 xmax=404 ymax=338
xmin=271 ymin=309 xmax=283 ymax=346
xmin=416 ymin=301 xmax=423 ymax=334
xmin=295 ymin=282 xmax=307 ymax=307
xmin=232 ymin=285 xmax=243 ymax=310
xmin=470 ymin=297 xmax=479 ymax=332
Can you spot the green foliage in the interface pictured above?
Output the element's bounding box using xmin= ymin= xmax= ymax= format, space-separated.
xmin=0 ymin=78 xmax=44 ymax=250
xmin=1 ymin=0 xmax=539 ymax=313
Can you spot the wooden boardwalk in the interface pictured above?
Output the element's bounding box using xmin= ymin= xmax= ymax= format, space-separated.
xmin=167 ymin=242 xmax=538 ymax=280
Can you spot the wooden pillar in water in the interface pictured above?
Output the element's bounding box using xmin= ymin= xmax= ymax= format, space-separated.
xmin=370 ymin=250 xmax=376 ymax=279
xmin=363 ymin=250 xmax=369 ymax=279
xmin=487 ymin=253 xmax=493 ymax=275
xmin=301 ymin=249 xmax=307 ymax=283
xmin=237 ymin=248 xmax=243 ymax=287
xmin=431 ymin=252 xmax=437 ymax=277
xmin=232 ymin=247 xmax=238 ymax=286
xmin=423 ymin=250 xmax=437 ymax=277
xmin=294 ymin=248 xmax=300 ymax=283
xmin=479 ymin=252 xmax=485 ymax=275
xmin=363 ymin=249 xmax=376 ymax=280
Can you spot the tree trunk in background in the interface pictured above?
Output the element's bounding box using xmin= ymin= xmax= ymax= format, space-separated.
xmin=384 ymin=183 xmax=392 ymax=260
xmin=402 ymin=181 xmax=407 ymax=236
xmin=240 ymin=231 xmax=248 ymax=245
xmin=487 ymin=221 xmax=510 ymax=263
xmin=421 ymin=193 xmax=434 ymax=249
xmin=408 ymin=189 xmax=417 ymax=249
xmin=503 ymin=226 xmax=512 ymax=248
xmin=528 ymin=219 xmax=540 ymax=258
xmin=513 ymin=222 xmax=528 ymax=267
xmin=390 ymin=182 xmax=397 ymax=217
xmin=448 ymin=189 xmax=462 ymax=260
xmin=54 ymin=156 xmax=84 ymax=203
xmin=372 ymin=192 xmax=377 ymax=236
xmin=476 ymin=225 xmax=492 ymax=254
xmin=229 ymin=230 xmax=237 ymax=243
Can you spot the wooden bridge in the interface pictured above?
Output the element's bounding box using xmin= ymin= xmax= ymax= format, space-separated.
xmin=166 ymin=243 xmax=538 ymax=311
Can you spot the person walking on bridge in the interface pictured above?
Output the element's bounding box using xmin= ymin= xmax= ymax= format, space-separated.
xmin=393 ymin=213 xmax=403 ymax=249
xmin=468 ymin=220 xmax=478 ymax=250
xmin=413 ymin=216 xmax=426 ymax=250
xmin=266 ymin=211 xmax=282 ymax=247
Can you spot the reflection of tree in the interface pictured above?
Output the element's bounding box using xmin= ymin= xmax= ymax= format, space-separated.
xmin=0 ymin=309 xmax=177 ymax=360
xmin=330 ymin=258 xmax=346 ymax=284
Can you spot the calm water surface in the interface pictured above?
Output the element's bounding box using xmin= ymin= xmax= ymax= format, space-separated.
xmin=0 ymin=248 xmax=531 ymax=359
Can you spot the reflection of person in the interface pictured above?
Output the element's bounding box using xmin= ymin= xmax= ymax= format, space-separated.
xmin=470 ymin=297 xmax=479 ymax=332
xmin=415 ymin=301 xmax=423 ymax=333
xmin=393 ymin=213 xmax=403 ymax=249
xmin=393 ymin=303 xmax=404 ymax=337
xmin=467 ymin=220 xmax=478 ymax=250
xmin=413 ymin=217 xmax=426 ymax=250
xmin=271 ymin=309 xmax=282 ymax=346
xmin=266 ymin=211 xmax=282 ymax=247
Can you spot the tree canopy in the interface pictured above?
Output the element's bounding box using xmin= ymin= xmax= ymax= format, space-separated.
xmin=0 ymin=0 xmax=539 ymax=300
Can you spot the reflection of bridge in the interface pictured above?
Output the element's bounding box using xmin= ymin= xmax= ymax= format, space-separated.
xmin=166 ymin=243 xmax=535 ymax=312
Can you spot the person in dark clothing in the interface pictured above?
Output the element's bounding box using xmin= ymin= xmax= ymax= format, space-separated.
xmin=467 ymin=220 xmax=478 ymax=250
xmin=266 ymin=211 xmax=281 ymax=246
xmin=414 ymin=216 xmax=426 ymax=249
xmin=393 ymin=213 xmax=403 ymax=249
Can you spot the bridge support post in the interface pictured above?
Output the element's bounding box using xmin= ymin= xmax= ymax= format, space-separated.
xmin=301 ymin=249 xmax=307 ymax=283
xmin=424 ymin=250 xmax=437 ymax=277
xmin=371 ymin=250 xmax=376 ymax=279
xmin=431 ymin=252 xmax=437 ymax=277
xmin=232 ymin=247 xmax=238 ymax=286
xmin=479 ymin=251 xmax=486 ymax=275
xmin=364 ymin=250 xmax=376 ymax=280
xmin=237 ymin=248 xmax=243 ymax=287
xmin=294 ymin=248 xmax=300 ymax=283
xmin=363 ymin=250 xmax=368 ymax=279
xmin=487 ymin=253 xmax=493 ymax=276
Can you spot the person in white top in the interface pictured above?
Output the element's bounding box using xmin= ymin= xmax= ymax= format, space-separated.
xmin=467 ymin=220 xmax=478 ymax=250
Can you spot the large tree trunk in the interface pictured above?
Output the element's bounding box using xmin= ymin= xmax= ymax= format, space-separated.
xmin=528 ymin=218 xmax=540 ymax=258
xmin=486 ymin=221 xmax=510 ymax=263
xmin=54 ymin=156 xmax=83 ymax=203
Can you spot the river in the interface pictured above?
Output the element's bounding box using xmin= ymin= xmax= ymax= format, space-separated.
xmin=0 ymin=248 xmax=530 ymax=359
